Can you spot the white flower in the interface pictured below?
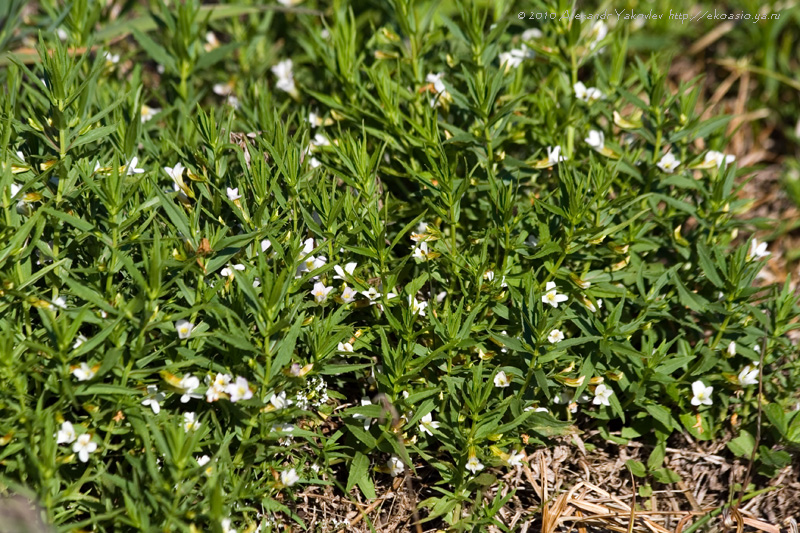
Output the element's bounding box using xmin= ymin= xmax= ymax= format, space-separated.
xmin=499 ymin=47 xmax=533 ymax=70
xmin=140 ymin=104 xmax=160 ymax=123
xmin=179 ymin=374 xmax=201 ymax=403
xmin=197 ymin=455 xmax=211 ymax=466
xmin=494 ymin=370 xmax=511 ymax=388
xmin=57 ymin=421 xmax=77 ymax=444
xmin=657 ymin=152 xmax=681 ymax=173
xmin=588 ymin=21 xmax=608 ymax=50
xmin=333 ymin=262 xmax=357 ymax=279
xmin=748 ymin=238 xmax=770 ymax=260
xmin=141 ymin=385 xmax=165 ymax=414
xmin=408 ymin=295 xmax=428 ymax=316
xmin=226 ymin=376 xmax=253 ymax=402
xmin=71 ymin=362 xmax=96 ymax=381
xmin=547 ymin=329 xmax=565 ymax=344
xmin=573 ymin=82 xmax=604 ymax=102
xmin=465 ymin=455 xmax=484 ymax=474
xmin=72 ymin=433 xmax=97 ymax=463
xmin=126 ymin=157 xmax=145 ymax=175
xmin=312 ymin=281 xmax=334 ymax=304
xmin=593 ymin=384 xmax=613 ymax=406
xmin=522 ymin=28 xmax=543 ymax=41
xmin=261 ymin=239 xmax=271 ymax=253
xmin=52 ymin=296 xmax=67 ymax=310
xmin=221 ymin=518 xmax=237 ymax=533
xmin=308 ymin=110 xmax=323 ymax=127
xmin=585 ymin=130 xmax=604 ymax=150
xmin=727 ymin=341 xmax=736 ymax=356
xmin=412 ymin=241 xmax=429 ymax=261
xmin=754 ymin=344 xmax=761 ymax=354
xmin=507 ymin=449 xmax=525 ymax=468
xmin=362 ymin=286 xmax=381 ymax=302
xmin=103 ymin=51 xmax=120 ymax=64
xmin=183 ymin=412 xmax=201 ymax=433
xmin=226 ymin=187 xmax=241 ymax=201
xmin=271 ymin=59 xmax=296 ymax=95
xmin=426 ymin=72 xmax=450 ymax=107
xmin=484 ymin=270 xmax=495 ymax=282
xmin=281 ymin=468 xmax=300 ymax=487
xmin=546 ymin=145 xmax=567 ymax=165
xmin=705 ymin=151 xmax=735 ymax=168
xmin=387 ymin=455 xmax=404 ymax=477
xmin=175 ymin=319 xmax=194 ymax=339
xmin=206 ymin=373 xmax=232 ymax=402
xmin=542 ymin=281 xmax=568 ymax=308
xmin=72 ymin=335 xmax=87 ymax=350
xmin=338 ymin=342 xmax=354 ymax=353
xmin=340 ymin=285 xmax=357 ymax=304
xmin=690 ymin=381 xmax=713 ymax=406
xmin=419 ymin=413 xmax=440 ymax=436
xmin=311 ymin=133 xmax=329 ymax=148
xmin=353 ymin=397 xmax=373 ymax=430
xmin=737 ymin=363 xmax=759 ymax=387
xmin=270 ymin=391 xmax=292 ymax=410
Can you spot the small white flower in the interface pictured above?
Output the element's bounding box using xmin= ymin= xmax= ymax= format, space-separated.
xmin=748 ymin=238 xmax=770 ymax=260
xmin=52 ymin=296 xmax=67 ymax=310
xmin=175 ymin=319 xmax=194 ymax=339
xmin=340 ymin=285 xmax=357 ymax=304
xmin=72 ymin=433 xmax=98 ymax=462
xmin=547 ymin=329 xmax=565 ymax=344
xmin=585 ymin=130 xmax=604 ymax=150
xmin=72 ymin=335 xmax=87 ymax=350
xmin=412 ymin=241 xmax=431 ymax=261
xmin=221 ymin=518 xmax=237 ymax=533
xmin=312 ymin=281 xmax=334 ymax=304
xmin=179 ymin=374 xmax=201 ymax=403
xmin=353 ymin=397 xmax=373 ymax=430
xmin=103 ymin=51 xmax=120 ymax=64
xmin=226 ymin=187 xmax=241 ymax=201
xmin=387 ymin=454 xmax=405 ymax=477
xmin=333 ymin=262 xmax=357 ymax=280
xmin=705 ymin=150 xmax=735 ymax=168
xmin=206 ymin=373 xmax=232 ymax=402
xmin=499 ymin=47 xmax=533 ymax=70
xmin=754 ymin=344 xmax=761 ymax=354
xmin=338 ymin=342 xmax=354 ymax=353
xmin=657 ymin=152 xmax=681 ymax=173
xmin=484 ymin=270 xmax=495 ymax=282
xmin=140 ymin=104 xmax=160 ymax=123
xmin=507 ymin=449 xmax=525 ymax=468
xmin=197 ymin=455 xmax=211 ymax=466
xmin=426 ymin=72 xmax=450 ymax=107
xmin=593 ymin=384 xmax=613 ymax=406
xmin=308 ymin=110 xmax=323 ymax=127
xmin=270 ymin=391 xmax=293 ymax=410
xmin=281 ymin=468 xmax=300 ymax=487
xmin=522 ymin=28 xmax=543 ymax=41
xmin=183 ymin=412 xmax=201 ymax=433
xmin=271 ymin=59 xmax=296 ymax=95
xmin=141 ymin=385 xmax=165 ymax=414
xmin=57 ymin=421 xmax=77 ymax=444
xmin=737 ymin=363 xmax=759 ymax=387
xmin=362 ymin=286 xmax=381 ymax=302
xmin=574 ymin=82 xmax=604 ymax=102
xmin=465 ymin=455 xmax=484 ymax=474
xmin=542 ymin=281 xmax=568 ymax=308
xmin=588 ymin=21 xmax=608 ymax=50
xmin=546 ymin=145 xmax=567 ymax=165
xmin=408 ymin=295 xmax=428 ymax=316
xmin=494 ymin=370 xmax=511 ymax=388
xmin=727 ymin=341 xmax=736 ymax=356
xmin=226 ymin=376 xmax=253 ymax=403
xmin=419 ymin=412 xmax=440 ymax=436
xmin=261 ymin=239 xmax=271 ymax=253
xmin=71 ymin=362 xmax=96 ymax=381
xmin=690 ymin=381 xmax=713 ymax=406
xmin=126 ymin=157 xmax=145 ymax=175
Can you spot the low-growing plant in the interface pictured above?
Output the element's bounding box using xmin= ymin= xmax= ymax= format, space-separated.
xmin=1 ymin=0 xmax=798 ymax=531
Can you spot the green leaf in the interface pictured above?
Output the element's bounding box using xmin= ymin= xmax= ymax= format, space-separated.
xmin=727 ymin=431 xmax=755 ymax=457
xmin=625 ymin=459 xmax=647 ymax=478
xmin=346 ymin=451 xmax=376 ymax=500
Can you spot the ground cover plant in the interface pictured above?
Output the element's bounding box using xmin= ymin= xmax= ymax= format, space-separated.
xmin=1 ymin=0 xmax=799 ymax=531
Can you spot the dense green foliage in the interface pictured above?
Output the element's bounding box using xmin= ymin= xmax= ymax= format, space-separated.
xmin=1 ymin=1 xmax=799 ymax=531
